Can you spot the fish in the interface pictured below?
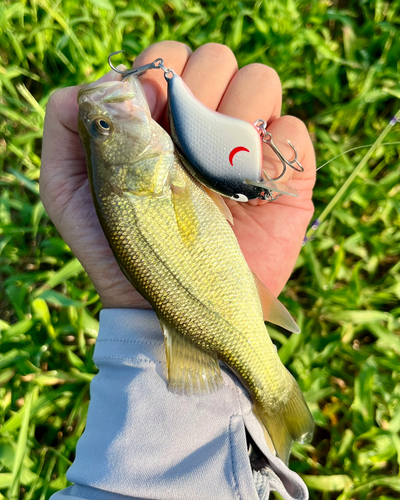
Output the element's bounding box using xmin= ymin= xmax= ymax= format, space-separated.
xmin=77 ymin=75 xmax=314 ymax=464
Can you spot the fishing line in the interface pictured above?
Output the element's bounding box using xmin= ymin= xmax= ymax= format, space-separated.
xmin=304 ymin=110 xmax=400 ymax=243
xmin=316 ymin=142 xmax=400 ymax=171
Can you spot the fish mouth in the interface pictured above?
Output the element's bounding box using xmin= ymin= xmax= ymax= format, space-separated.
xmin=78 ymin=79 xmax=142 ymax=123
xmin=78 ymin=80 xmax=136 ymax=106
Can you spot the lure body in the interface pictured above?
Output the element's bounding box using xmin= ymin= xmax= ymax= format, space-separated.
xmin=167 ymin=73 xmax=298 ymax=201
xmin=167 ymin=73 xmax=264 ymax=202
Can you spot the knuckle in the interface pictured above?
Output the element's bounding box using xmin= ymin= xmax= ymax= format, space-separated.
xmin=281 ymin=115 xmax=309 ymax=137
xmin=145 ymin=40 xmax=192 ymax=57
xmin=47 ymin=88 xmax=65 ymax=112
xmin=45 ymin=91 xmax=59 ymax=117
xmin=239 ymin=64 xmax=281 ymax=93
xmin=46 ymin=87 xmax=71 ymax=122
xmin=196 ymin=43 xmax=238 ymax=67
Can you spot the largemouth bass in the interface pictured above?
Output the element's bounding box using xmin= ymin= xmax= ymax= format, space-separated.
xmin=78 ymin=75 xmax=314 ymax=463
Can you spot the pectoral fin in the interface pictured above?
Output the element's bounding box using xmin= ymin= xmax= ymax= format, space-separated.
xmin=171 ymin=181 xmax=199 ymax=245
xmin=202 ymin=186 xmax=234 ymax=225
xmin=160 ymin=319 xmax=224 ymax=395
xmin=252 ymin=272 xmax=300 ymax=334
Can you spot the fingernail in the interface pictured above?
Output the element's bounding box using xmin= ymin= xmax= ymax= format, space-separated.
xmin=143 ymin=84 xmax=157 ymax=116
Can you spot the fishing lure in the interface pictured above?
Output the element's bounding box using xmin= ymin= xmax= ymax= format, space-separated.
xmin=108 ymin=52 xmax=304 ymax=202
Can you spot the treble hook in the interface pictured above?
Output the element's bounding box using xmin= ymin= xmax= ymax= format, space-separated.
xmin=254 ymin=119 xmax=304 ymax=181
xmin=108 ymin=51 xmax=164 ymax=80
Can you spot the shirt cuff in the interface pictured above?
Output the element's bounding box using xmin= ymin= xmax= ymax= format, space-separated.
xmin=51 ymin=308 xmax=308 ymax=500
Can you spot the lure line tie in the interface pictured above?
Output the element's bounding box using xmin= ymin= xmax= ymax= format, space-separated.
xmin=108 ymin=52 xmax=173 ymax=81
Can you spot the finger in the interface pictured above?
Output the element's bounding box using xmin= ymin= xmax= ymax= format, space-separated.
xmin=233 ymin=114 xmax=316 ymax=208
xmin=210 ymin=63 xmax=281 ymax=208
xmin=134 ymin=41 xmax=193 ymax=121
xmin=217 ymin=63 xmax=282 ymax=124
xmin=178 ymin=43 xmax=238 ymax=109
xmin=216 ymin=64 xmax=282 ymax=205
xmin=157 ymin=43 xmax=238 ymax=131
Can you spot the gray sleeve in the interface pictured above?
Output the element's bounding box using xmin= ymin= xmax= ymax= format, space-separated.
xmin=50 ymin=309 xmax=309 ymax=500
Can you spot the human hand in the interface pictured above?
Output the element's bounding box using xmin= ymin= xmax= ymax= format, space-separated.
xmin=40 ymin=41 xmax=315 ymax=309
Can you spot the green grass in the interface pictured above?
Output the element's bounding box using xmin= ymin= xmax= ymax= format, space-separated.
xmin=1 ymin=0 xmax=400 ymax=498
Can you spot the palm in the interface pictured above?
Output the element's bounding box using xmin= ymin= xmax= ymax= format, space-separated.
xmin=41 ymin=116 xmax=143 ymax=308
xmin=40 ymin=42 xmax=315 ymax=309
xmin=227 ymin=174 xmax=315 ymax=296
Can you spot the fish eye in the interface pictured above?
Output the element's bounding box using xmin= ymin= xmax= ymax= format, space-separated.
xmin=91 ymin=117 xmax=112 ymax=137
xmin=98 ymin=119 xmax=110 ymax=130
xmin=231 ymin=193 xmax=249 ymax=202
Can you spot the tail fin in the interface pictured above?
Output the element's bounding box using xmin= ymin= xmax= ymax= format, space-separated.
xmin=256 ymin=375 xmax=314 ymax=464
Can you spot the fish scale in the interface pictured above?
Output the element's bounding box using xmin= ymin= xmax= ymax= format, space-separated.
xmin=78 ymin=75 xmax=314 ymax=463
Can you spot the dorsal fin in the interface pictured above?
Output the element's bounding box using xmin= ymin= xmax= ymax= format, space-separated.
xmin=160 ymin=318 xmax=224 ymax=395
xmin=252 ymin=272 xmax=300 ymax=334
xmin=203 ymin=186 xmax=234 ymax=225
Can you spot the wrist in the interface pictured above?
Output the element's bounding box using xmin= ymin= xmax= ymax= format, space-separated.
xmin=95 ymin=281 xmax=152 ymax=310
xmin=100 ymin=293 xmax=153 ymax=310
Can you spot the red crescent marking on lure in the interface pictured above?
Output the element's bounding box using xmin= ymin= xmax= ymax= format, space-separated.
xmin=229 ymin=146 xmax=250 ymax=166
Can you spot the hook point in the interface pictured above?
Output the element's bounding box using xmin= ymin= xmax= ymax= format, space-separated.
xmin=108 ymin=51 xmax=128 ymax=74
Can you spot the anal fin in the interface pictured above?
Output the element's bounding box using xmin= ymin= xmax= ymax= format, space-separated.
xmin=160 ymin=319 xmax=224 ymax=395
xmin=252 ymin=272 xmax=300 ymax=334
